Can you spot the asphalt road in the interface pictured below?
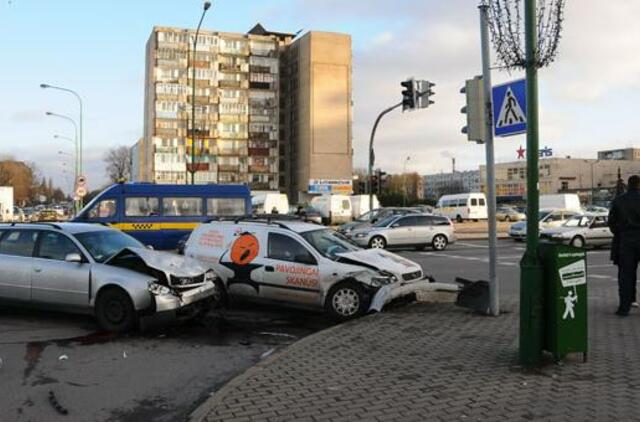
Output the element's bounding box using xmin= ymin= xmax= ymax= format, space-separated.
xmin=0 ymin=239 xmax=619 ymax=421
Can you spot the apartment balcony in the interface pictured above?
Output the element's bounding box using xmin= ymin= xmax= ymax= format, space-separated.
xmin=219 ymin=47 xmax=250 ymax=57
xmin=155 ymin=128 xmax=179 ymax=137
xmin=248 ymin=165 xmax=270 ymax=173
xmin=218 ymin=132 xmax=248 ymax=140
xmin=219 ymin=63 xmax=249 ymax=73
xmin=218 ymin=164 xmax=240 ymax=172
xmin=186 ymin=162 xmax=210 ymax=173
xmin=217 ymin=147 xmax=248 ymax=156
xmin=218 ymin=80 xmax=242 ymax=89
xmin=249 ymin=65 xmax=273 ymax=74
xmin=249 ymin=181 xmax=272 ymax=190
xmin=219 ymin=114 xmax=249 ymax=123
xmin=249 ymin=132 xmax=271 ymax=142
xmin=248 ymin=147 xmax=270 ymax=157
xmin=249 ymin=81 xmax=276 ymax=91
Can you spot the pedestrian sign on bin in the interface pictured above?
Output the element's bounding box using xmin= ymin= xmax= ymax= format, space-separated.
xmin=492 ymin=79 xmax=527 ymax=137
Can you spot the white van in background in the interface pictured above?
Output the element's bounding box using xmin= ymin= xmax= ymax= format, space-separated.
xmin=310 ymin=195 xmax=352 ymax=225
xmin=0 ymin=187 xmax=14 ymax=223
xmin=539 ymin=194 xmax=581 ymax=212
xmin=252 ymin=192 xmax=289 ymax=215
xmin=350 ymin=195 xmax=380 ymax=219
xmin=436 ymin=193 xmax=488 ymax=222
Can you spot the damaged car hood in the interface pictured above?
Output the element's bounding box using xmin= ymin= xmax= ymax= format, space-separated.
xmin=335 ymin=249 xmax=422 ymax=278
xmin=105 ymin=247 xmax=208 ymax=277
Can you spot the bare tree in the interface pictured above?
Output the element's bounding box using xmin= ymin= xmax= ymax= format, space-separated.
xmin=104 ymin=146 xmax=132 ymax=183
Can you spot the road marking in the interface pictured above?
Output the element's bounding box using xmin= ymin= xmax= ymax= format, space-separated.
xmin=589 ymin=264 xmax=614 ymax=269
xmin=589 ymin=274 xmax=612 ymax=280
xmin=423 ymin=252 xmax=520 ymax=267
xmin=456 ymin=242 xmax=488 ymax=249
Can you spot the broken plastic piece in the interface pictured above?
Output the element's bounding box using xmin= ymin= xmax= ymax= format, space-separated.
xmin=58 ymin=355 xmax=69 ymax=361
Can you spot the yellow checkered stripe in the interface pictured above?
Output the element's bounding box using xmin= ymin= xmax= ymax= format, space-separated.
xmin=110 ymin=222 xmax=200 ymax=231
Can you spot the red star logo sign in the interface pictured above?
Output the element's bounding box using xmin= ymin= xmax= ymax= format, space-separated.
xmin=517 ymin=146 xmax=526 ymax=159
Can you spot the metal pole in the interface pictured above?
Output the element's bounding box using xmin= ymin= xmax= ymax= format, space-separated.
xmin=519 ymin=0 xmax=544 ymax=366
xmin=368 ymin=102 xmax=402 ymax=211
xmin=190 ymin=5 xmax=210 ymax=185
xmin=479 ymin=5 xmax=500 ymax=316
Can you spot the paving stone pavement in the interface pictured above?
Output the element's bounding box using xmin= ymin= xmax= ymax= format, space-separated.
xmin=194 ymin=284 xmax=640 ymax=422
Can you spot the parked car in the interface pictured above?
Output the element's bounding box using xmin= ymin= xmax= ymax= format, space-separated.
xmin=509 ymin=209 xmax=581 ymax=241
xmin=583 ymin=205 xmax=609 ymax=215
xmin=337 ymin=207 xmax=419 ymax=235
xmin=0 ymin=223 xmax=218 ymax=332
xmin=185 ymin=219 xmax=432 ymax=320
xmin=252 ymin=192 xmax=289 ymax=215
xmin=496 ymin=206 xmax=526 ymax=222
xmin=346 ymin=214 xmax=455 ymax=251
xmin=309 ymin=195 xmax=352 ymax=225
xmin=37 ymin=209 xmax=60 ymax=222
xmin=540 ymin=214 xmax=612 ymax=248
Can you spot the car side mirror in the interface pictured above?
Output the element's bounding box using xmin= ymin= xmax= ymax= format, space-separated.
xmin=65 ymin=253 xmax=82 ymax=263
xmin=295 ymin=254 xmax=316 ymax=265
xmin=391 ymin=223 xmax=400 ymax=228
xmin=146 ymin=245 xmax=154 ymax=250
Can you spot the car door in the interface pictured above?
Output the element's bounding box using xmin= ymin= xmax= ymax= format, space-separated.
xmin=588 ymin=216 xmax=612 ymax=246
xmin=413 ymin=216 xmax=434 ymax=245
xmin=30 ymin=231 xmax=92 ymax=307
xmin=0 ymin=229 xmax=37 ymax=302
xmin=256 ymin=232 xmax=322 ymax=306
xmin=387 ymin=216 xmax=418 ymax=246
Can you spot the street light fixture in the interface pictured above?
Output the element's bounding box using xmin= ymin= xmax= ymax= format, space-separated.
xmin=189 ymin=0 xmax=213 ymax=185
xmin=46 ymin=111 xmax=80 ymax=211
xmin=40 ymin=83 xmax=84 ymax=179
xmin=403 ymin=156 xmax=411 ymax=206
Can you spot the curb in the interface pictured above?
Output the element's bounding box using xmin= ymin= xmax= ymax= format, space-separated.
xmin=188 ymin=317 xmax=359 ymax=422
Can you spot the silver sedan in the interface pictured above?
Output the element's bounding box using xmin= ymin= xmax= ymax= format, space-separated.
xmin=540 ymin=214 xmax=613 ymax=248
xmin=0 ymin=223 xmax=217 ymax=332
xmin=346 ymin=214 xmax=456 ymax=251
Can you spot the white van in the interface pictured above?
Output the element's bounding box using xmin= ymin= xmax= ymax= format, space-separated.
xmin=436 ymin=193 xmax=488 ymax=222
xmin=252 ymin=193 xmax=289 ymax=215
xmin=540 ymin=194 xmax=581 ymax=212
xmin=350 ymin=195 xmax=380 ymax=219
xmin=310 ymin=195 xmax=352 ymax=225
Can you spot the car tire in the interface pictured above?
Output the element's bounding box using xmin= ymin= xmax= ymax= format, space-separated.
xmin=95 ymin=287 xmax=138 ymax=333
xmin=211 ymin=279 xmax=229 ymax=309
xmin=570 ymin=236 xmax=585 ymax=248
xmin=456 ymin=215 xmax=463 ymax=223
xmin=369 ymin=236 xmax=386 ymax=249
xmin=326 ymin=281 xmax=370 ymax=321
xmin=432 ymin=234 xmax=448 ymax=251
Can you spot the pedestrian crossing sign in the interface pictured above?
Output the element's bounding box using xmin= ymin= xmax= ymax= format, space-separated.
xmin=492 ymin=79 xmax=527 ymax=137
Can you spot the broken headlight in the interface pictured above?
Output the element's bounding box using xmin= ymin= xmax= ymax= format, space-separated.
xmin=370 ymin=272 xmax=397 ymax=287
xmin=148 ymin=282 xmax=172 ymax=296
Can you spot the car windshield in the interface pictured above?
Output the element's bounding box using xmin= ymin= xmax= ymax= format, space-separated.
xmin=75 ymin=230 xmax=145 ymax=263
xmin=563 ymin=216 xmax=591 ymax=228
xmin=301 ymin=229 xmax=360 ymax=259
xmin=373 ymin=215 xmax=398 ymax=227
xmin=356 ymin=209 xmax=378 ymax=222
xmin=538 ymin=211 xmax=552 ymax=221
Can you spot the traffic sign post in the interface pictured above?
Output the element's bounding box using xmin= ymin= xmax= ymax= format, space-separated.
xmin=492 ymin=79 xmax=527 ymax=137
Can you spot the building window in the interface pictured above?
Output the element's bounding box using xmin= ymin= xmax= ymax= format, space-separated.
xmin=561 ymin=181 xmax=569 ymax=191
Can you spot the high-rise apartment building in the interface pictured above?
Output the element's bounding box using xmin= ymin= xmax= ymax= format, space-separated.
xmin=135 ymin=24 xmax=353 ymax=201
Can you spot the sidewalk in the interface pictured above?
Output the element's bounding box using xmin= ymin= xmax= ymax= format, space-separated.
xmin=192 ymin=285 xmax=640 ymax=421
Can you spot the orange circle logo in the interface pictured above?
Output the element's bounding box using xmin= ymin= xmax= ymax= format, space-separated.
xmin=230 ymin=233 xmax=260 ymax=265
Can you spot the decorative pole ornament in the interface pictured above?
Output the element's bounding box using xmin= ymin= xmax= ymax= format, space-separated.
xmin=485 ymin=0 xmax=566 ymax=70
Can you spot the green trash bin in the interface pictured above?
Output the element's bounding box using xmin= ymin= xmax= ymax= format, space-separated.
xmin=539 ymin=243 xmax=588 ymax=362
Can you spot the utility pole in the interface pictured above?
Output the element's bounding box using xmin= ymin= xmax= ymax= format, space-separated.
xmin=479 ymin=4 xmax=500 ymax=316
xmin=519 ymin=0 xmax=544 ymax=366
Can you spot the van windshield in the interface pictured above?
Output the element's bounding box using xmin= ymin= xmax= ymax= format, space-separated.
xmin=301 ymin=229 xmax=360 ymax=260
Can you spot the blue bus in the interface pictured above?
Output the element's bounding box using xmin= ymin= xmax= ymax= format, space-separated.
xmin=73 ymin=183 xmax=252 ymax=250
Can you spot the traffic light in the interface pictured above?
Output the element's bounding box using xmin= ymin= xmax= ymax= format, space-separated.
xmin=401 ymin=78 xmax=417 ymax=111
xmin=416 ymin=80 xmax=436 ymax=108
xmin=376 ymin=169 xmax=387 ymax=196
xmin=460 ymin=76 xmax=488 ymax=143
xmin=371 ymin=173 xmax=379 ymax=195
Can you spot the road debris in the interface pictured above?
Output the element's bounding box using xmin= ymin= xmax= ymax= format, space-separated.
xmin=58 ymin=355 xmax=69 ymax=361
xmin=260 ymin=348 xmax=276 ymax=359
xmin=48 ymin=391 xmax=68 ymax=415
xmin=258 ymin=332 xmax=297 ymax=339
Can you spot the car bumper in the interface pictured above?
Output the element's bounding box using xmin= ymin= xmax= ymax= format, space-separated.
xmin=369 ymin=278 xmax=433 ymax=312
xmin=153 ymin=281 xmax=217 ymax=313
xmin=509 ymin=232 xmax=526 ymax=240
xmin=348 ymin=236 xmax=371 ymax=247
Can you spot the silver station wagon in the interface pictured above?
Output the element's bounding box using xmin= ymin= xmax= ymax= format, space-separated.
xmin=0 ymin=223 xmax=217 ymax=332
xmin=540 ymin=214 xmax=613 ymax=248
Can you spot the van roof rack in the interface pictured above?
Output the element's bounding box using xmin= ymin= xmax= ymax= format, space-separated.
xmin=205 ymin=214 xmax=305 ymax=230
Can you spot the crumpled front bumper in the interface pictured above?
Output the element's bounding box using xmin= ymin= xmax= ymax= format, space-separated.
xmin=153 ymin=281 xmax=217 ymax=313
xmin=368 ymin=277 xmax=433 ymax=312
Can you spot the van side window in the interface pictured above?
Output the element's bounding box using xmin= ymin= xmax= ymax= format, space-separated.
xmin=163 ymin=197 xmax=203 ymax=217
xmin=479 ymin=198 xmax=486 ymax=206
xmin=207 ymin=198 xmax=246 ymax=216
xmin=125 ymin=197 xmax=159 ymax=217
xmin=88 ymin=200 xmax=117 ymax=219
xmin=471 ymin=198 xmax=478 ymax=206
xmin=268 ymin=233 xmax=316 ymax=265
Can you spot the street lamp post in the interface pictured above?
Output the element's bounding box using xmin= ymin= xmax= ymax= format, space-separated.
xmin=189 ymin=1 xmax=212 ymax=185
xmin=46 ymin=111 xmax=79 ymax=211
xmin=402 ymin=156 xmax=411 ymax=206
xmin=54 ymin=134 xmax=78 ymax=187
xmin=590 ymin=160 xmax=600 ymax=205
xmin=40 ymin=84 xmax=84 ymax=178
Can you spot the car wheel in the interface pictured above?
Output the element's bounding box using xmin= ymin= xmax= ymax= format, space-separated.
xmin=95 ymin=287 xmax=137 ymax=333
xmin=456 ymin=215 xmax=463 ymax=223
xmin=432 ymin=234 xmax=448 ymax=251
xmin=211 ymin=279 xmax=229 ymax=309
xmin=326 ymin=281 xmax=370 ymax=321
xmin=369 ymin=236 xmax=386 ymax=249
xmin=570 ymin=236 xmax=585 ymax=248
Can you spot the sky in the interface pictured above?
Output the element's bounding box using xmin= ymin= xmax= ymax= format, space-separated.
xmin=1 ymin=0 xmax=639 ymax=194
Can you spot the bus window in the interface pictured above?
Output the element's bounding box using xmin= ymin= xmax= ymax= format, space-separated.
xmin=88 ymin=200 xmax=116 ymax=219
xmin=125 ymin=197 xmax=159 ymax=217
xmin=207 ymin=198 xmax=245 ymax=216
xmin=163 ymin=197 xmax=203 ymax=217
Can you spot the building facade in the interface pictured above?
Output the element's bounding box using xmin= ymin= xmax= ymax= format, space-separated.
xmin=423 ymin=170 xmax=481 ymax=200
xmin=137 ymin=24 xmax=353 ymax=202
xmin=480 ymin=154 xmax=640 ymax=203
xmin=597 ymin=148 xmax=640 ymax=161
